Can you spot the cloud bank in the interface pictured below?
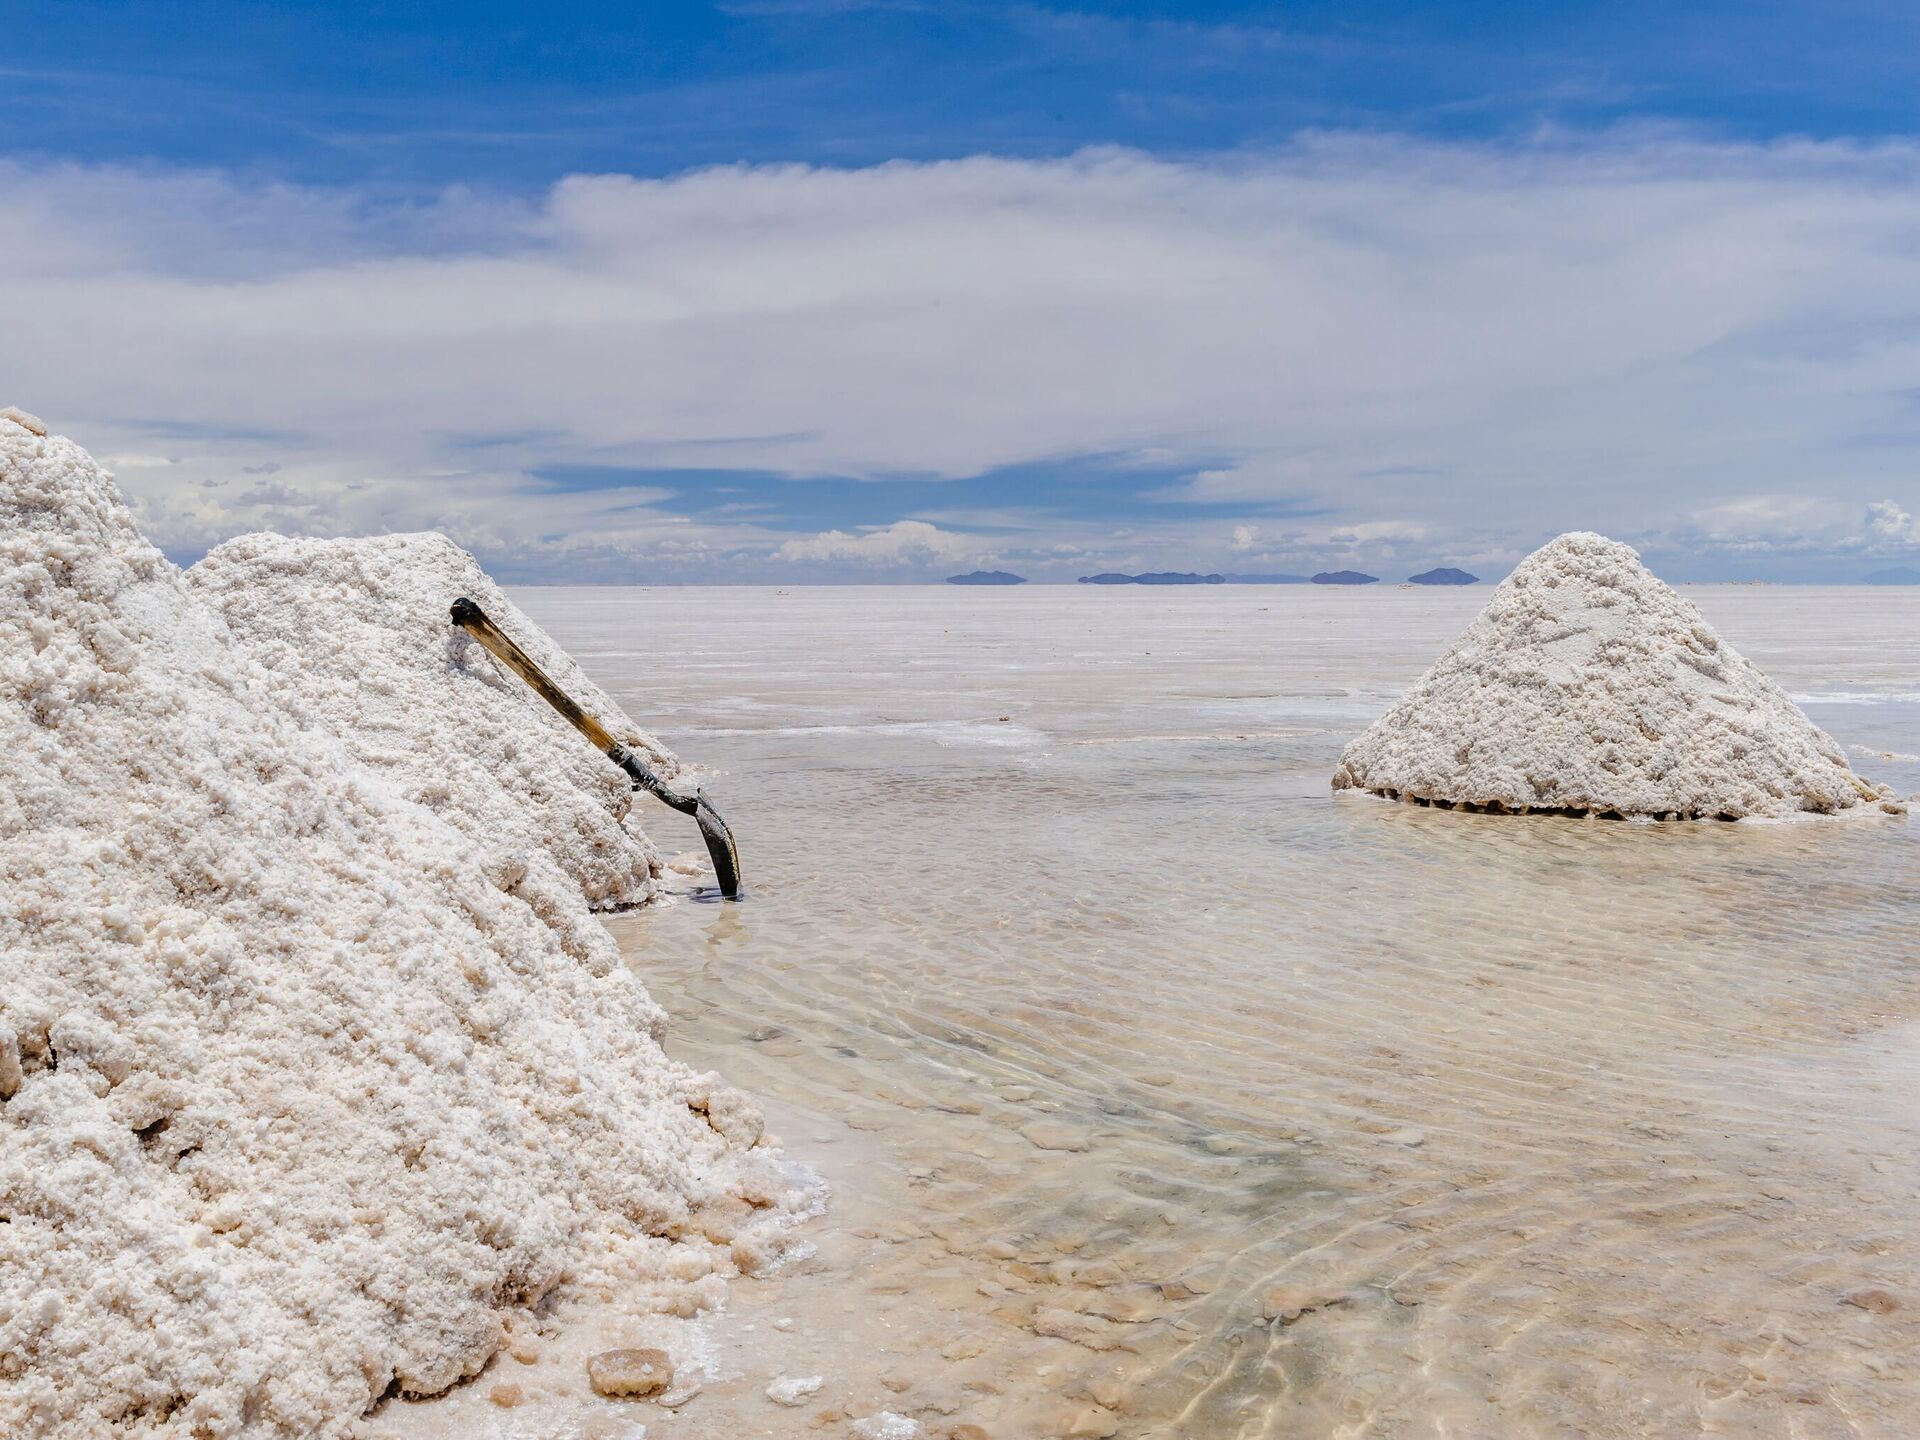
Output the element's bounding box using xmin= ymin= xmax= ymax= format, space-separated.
xmin=6 ymin=135 xmax=1920 ymax=580
xmin=773 ymin=519 xmax=979 ymax=566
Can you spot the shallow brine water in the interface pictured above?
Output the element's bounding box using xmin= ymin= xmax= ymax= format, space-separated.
xmin=399 ymin=585 xmax=1920 ymax=1440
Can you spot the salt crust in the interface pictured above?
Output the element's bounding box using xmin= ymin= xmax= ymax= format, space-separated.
xmin=851 ymin=1413 xmax=924 ymax=1440
xmin=1333 ymin=532 xmax=1904 ymax=819
xmin=187 ymin=532 xmax=676 ymax=912
xmin=0 ymin=415 xmax=813 ymax=1438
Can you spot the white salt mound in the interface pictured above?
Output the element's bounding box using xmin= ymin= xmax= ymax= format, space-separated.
xmin=1333 ymin=532 xmax=1903 ymax=819
xmin=187 ymin=532 xmax=676 ymax=911
xmin=0 ymin=415 xmax=812 ymax=1439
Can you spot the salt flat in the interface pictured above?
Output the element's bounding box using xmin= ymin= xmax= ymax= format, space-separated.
xmin=434 ymin=583 xmax=1920 ymax=1439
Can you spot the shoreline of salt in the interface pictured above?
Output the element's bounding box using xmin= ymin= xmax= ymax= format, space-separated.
xmin=1334 ymin=785 xmax=1906 ymax=825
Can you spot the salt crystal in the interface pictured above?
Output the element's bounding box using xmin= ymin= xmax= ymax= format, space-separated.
xmin=852 ymin=1413 xmax=925 ymax=1440
xmin=588 ymin=1348 xmax=674 ymax=1398
xmin=765 ymin=1373 xmax=824 ymax=1406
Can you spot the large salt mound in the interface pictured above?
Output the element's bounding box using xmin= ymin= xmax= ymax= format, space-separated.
xmin=1333 ymin=531 xmax=1903 ymax=820
xmin=0 ymin=415 xmax=811 ymax=1438
xmin=187 ymin=532 xmax=674 ymax=911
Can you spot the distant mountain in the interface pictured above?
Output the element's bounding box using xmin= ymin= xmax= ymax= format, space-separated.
xmin=1076 ymin=571 xmax=1225 ymax=585
xmin=1311 ymin=570 xmax=1379 ymax=585
xmin=1864 ymin=565 xmax=1920 ymax=585
xmin=1221 ymin=572 xmax=1310 ymax=584
xmin=1408 ymin=566 xmax=1479 ymax=585
xmin=946 ymin=570 xmax=1027 ymax=585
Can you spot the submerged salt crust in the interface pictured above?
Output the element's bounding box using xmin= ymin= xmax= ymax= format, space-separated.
xmin=0 ymin=416 xmax=810 ymax=1438
xmin=187 ymin=531 xmax=677 ymax=911
xmin=1333 ymin=531 xmax=1903 ymax=818
xmin=459 ymin=583 xmax=1920 ymax=1439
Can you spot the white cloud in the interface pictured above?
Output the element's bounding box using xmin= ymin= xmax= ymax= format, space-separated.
xmin=1691 ymin=495 xmax=1828 ymax=532
xmin=1230 ymin=523 xmax=1260 ymax=552
xmin=97 ymin=453 xmax=183 ymax=469
xmin=8 ymin=137 xmax=1920 ymax=576
xmin=1326 ymin=520 xmax=1429 ymax=544
xmin=774 ymin=519 xmax=979 ymax=567
xmin=1867 ymin=499 xmax=1920 ymax=545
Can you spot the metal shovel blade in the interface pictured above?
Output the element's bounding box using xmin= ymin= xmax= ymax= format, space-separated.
xmin=692 ymin=792 xmax=742 ymax=900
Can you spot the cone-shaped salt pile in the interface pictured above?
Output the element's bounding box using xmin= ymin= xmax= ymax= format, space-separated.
xmin=0 ymin=414 xmax=811 ymax=1439
xmin=187 ymin=532 xmax=676 ymax=911
xmin=1333 ymin=532 xmax=1903 ymax=819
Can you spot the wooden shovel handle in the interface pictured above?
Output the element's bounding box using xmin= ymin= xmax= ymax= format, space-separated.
xmin=449 ymin=597 xmax=618 ymax=755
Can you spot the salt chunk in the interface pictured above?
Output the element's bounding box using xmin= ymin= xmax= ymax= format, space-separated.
xmin=765 ymin=1373 xmax=824 ymax=1407
xmin=852 ymin=1413 xmax=925 ymax=1440
xmin=588 ymin=1347 xmax=674 ymax=1398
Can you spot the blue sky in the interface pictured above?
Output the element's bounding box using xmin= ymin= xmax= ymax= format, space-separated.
xmin=7 ymin=1 xmax=1920 ymax=579
xmin=13 ymin=2 xmax=1920 ymax=182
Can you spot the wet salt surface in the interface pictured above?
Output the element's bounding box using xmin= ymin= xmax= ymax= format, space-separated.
xmin=395 ymin=585 xmax=1920 ymax=1439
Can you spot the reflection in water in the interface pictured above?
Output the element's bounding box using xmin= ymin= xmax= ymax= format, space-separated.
xmin=473 ymin=586 xmax=1920 ymax=1438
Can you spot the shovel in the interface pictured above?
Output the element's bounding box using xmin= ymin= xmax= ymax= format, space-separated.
xmin=450 ymin=597 xmax=742 ymax=899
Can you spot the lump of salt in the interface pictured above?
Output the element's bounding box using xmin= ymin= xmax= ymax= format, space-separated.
xmin=187 ymin=531 xmax=676 ymax=911
xmin=766 ymin=1373 xmax=824 ymax=1406
xmin=1332 ymin=531 xmax=1903 ymax=819
xmin=852 ymin=1413 xmax=926 ymax=1440
xmin=587 ymin=1347 xmax=674 ymax=1397
xmin=0 ymin=417 xmax=811 ymax=1439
